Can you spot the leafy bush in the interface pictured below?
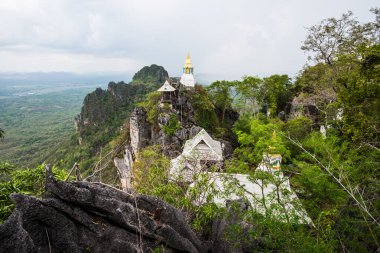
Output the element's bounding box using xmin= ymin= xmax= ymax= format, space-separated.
xmin=139 ymin=92 xmax=161 ymax=125
xmin=0 ymin=162 xmax=68 ymax=223
xmin=192 ymin=86 xmax=219 ymax=134
xmin=133 ymin=146 xmax=227 ymax=232
xmin=162 ymin=113 xmax=180 ymax=136
xmin=233 ymin=117 xmax=290 ymax=166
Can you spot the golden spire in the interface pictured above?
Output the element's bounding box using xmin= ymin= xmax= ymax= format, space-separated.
xmin=183 ymin=52 xmax=193 ymax=70
xmin=271 ymin=130 xmax=277 ymax=141
xmin=268 ymin=131 xmax=278 ymax=153
xmin=268 ymin=130 xmax=282 ymax=170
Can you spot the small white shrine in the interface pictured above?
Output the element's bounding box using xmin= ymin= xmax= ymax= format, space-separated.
xmin=180 ymin=52 xmax=196 ymax=88
xmin=157 ymin=80 xmax=176 ymax=92
xmin=157 ymin=80 xmax=176 ymax=103
xmin=170 ymin=129 xmax=223 ymax=181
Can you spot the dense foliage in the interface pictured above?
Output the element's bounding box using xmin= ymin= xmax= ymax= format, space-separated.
xmin=162 ymin=113 xmax=180 ymax=136
xmin=0 ymin=162 xmax=68 ymax=223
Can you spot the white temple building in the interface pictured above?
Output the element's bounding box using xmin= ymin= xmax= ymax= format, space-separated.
xmin=168 ymin=129 xmax=312 ymax=224
xmin=180 ymin=52 xmax=196 ymax=88
xmin=170 ymin=129 xmax=223 ymax=181
xmin=187 ymin=153 xmax=312 ymax=224
xmin=192 ymin=170 xmax=313 ymax=224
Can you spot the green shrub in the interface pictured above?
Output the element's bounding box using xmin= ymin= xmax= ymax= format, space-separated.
xmin=139 ymin=92 xmax=161 ymax=124
xmin=162 ymin=113 xmax=180 ymax=136
xmin=0 ymin=162 xmax=68 ymax=223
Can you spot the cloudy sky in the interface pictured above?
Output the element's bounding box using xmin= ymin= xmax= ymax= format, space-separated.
xmin=0 ymin=0 xmax=378 ymax=80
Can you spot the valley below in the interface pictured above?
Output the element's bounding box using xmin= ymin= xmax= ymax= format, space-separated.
xmin=0 ymin=82 xmax=108 ymax=166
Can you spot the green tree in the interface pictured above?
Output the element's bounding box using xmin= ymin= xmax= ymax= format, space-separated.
xmin=132 ymin=146 xmax=178 ymax=202
xmin=232 ymin=117 xmax=290 ymax=168
xmin=139 ymin=91 xmax=161 ymax=124
xmin=162 ymin=113 xmax=180 ymax=136
xmin=301 ymin=11 xmax=375 ymax=65
xmin=259 ymin=75 xmax=293 ymax=117
xmin=0 ymin=162 xmax=68 ymax=223
xmin=207 ymin=80 xmax=234 ymax=126
xmin=337 ymin=45 xmax=380 ymax=146
xmin=192 ymin=85 xmax=219 ymax=133
xmin=234 ymin=76 xmax=262 ymax=114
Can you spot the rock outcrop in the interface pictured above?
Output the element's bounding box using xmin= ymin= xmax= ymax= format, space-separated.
xmin=287 ymin=90 xmax=337 ymax=125
xmin=114 ymin=86 xmax=237 ymax=185
xmin=75 ymin=65 xmax=169 ymax=145
xmin=0 ymin=167 xmax=207 ymax=253
xmin=132 ymin=64 xmax=169 ymax=86
xmin=130 ymin=107 xmax=152 ymax=157
xmin=114 ymin=144 xmax=134 ymax=190
xmin=128 ymin=105 xmax=207 ymax=159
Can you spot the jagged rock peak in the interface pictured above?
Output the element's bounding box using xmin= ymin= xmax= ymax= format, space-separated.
xmin=132 ymin=64 xmax=169 ymax=85
xmin=0 ymin=166 xmax=207 ymax=253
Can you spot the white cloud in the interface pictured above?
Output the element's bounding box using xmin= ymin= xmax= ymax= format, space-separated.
xmin=0 ymin=0 xmax=378 ymax=78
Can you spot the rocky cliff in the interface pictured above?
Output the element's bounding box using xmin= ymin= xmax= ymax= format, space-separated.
xmin=0 ymin=167 xmax=207 ymax=253
xmin=75 ymin=65 xmax=169 ymax=144
xmin=131 ymin=64 xmax=169 ymax=86
xmin=114 ymin=85 xmax=235 ymax=190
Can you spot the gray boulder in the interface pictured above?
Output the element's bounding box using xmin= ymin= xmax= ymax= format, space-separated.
xmin=0 ymin=167 xmax=207 ymax=253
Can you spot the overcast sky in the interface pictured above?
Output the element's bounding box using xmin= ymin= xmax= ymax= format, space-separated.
xmin=0 ymin=0 xmax=378 ymax=80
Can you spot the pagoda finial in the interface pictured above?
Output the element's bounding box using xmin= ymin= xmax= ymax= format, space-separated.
xmin=268 ymin=131 xmax=279 ymax=153
xmin=183 ymin=52 xmax=193 ymax=74
xmin=271 ymin=130 xmax=277 ymax=141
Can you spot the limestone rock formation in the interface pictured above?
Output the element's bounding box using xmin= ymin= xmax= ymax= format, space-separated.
xmin=132 ymin=64 xmax=169 ymax=86
xmin=128 ymin=105 xmax=207 ymax=159
xmin=0 ymin=167 xmax=207 ymax=253
xmin=130 ymin=107 xmax=151 ymax=157
xmin=113 ymin=144 xmax=133 ymax=190
xmin=74 ymin=64 xmax=169 ymax=146
xmin=287 ymin=91 xmax=337 ymax=125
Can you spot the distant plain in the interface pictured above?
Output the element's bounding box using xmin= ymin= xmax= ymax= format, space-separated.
xmin=0 ymin=74 xmax=119 ymax=166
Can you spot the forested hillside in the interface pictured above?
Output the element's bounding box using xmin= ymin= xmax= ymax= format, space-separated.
xmin=0 ymin=9 xmax=379 ymax=253
xmin=43 ymin=64 xmax=169 ymax=173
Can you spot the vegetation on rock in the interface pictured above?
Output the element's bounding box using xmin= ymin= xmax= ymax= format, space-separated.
xmin=0 ymin=162 xmax=68 ymax=223
xmin=131 ymin=64 xmax=168 ymax=87
xmin=47 ymin=65 xmax=169 ymax=174
xmin=162 ymin=113 xmax=180 ymax=136
xmin=0 ymin=9 xmax=379 ymax=253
